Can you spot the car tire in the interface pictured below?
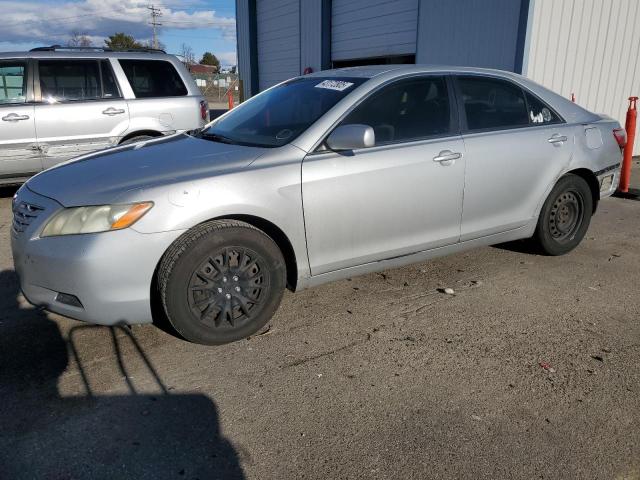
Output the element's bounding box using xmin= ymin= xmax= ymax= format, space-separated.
xmin=533 ymin=174 xmax=593 ymax=256
xmin=157 ymin=220 xmax=286 ymax=345
xmin=120 ymin=135 xmax=155 ymax=145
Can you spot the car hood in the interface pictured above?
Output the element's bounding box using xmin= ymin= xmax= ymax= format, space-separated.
xmin=26 ymin=134 xmax=268 ymax=206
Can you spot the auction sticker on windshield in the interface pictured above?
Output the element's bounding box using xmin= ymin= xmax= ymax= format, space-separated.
xmin=315 ymin=80 xmax=354 ymax=92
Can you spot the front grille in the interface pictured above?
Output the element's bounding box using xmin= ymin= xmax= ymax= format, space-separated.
xmin=12 ymin=201 xmax=44 ymax=234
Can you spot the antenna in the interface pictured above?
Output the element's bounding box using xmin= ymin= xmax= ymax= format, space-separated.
xmin=147 ymin=4 xmax=163 ymax=50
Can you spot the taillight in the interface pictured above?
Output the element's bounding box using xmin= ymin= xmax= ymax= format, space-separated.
xmin=613 ymin=128 xmax=627 ymax=148
xmin=199 ymin=100 xmax=209 ymax=121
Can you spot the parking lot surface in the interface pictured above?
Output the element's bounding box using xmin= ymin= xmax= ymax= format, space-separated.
xmin=1 ymin=184 xmax=638 ymax=479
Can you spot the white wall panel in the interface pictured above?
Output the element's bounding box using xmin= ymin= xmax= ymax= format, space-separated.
xmin=525 ymin=0 xmax=640 ymax=153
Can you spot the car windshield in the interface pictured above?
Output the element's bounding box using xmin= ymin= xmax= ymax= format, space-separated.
xmin=200 ymin=77 xmax=366 ymax=147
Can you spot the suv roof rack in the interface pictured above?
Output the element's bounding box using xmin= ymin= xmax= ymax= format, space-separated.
xmin=29 ymin=45 xmax=167 ymax=54
xmin=123 ymin=48 xmax=166 ymax=53
xmin=30 ymin=45 xmax=109 ymax=52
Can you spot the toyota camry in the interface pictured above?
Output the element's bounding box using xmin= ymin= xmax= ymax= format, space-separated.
xmin=11 ymin=65 xmax=625 ymax=344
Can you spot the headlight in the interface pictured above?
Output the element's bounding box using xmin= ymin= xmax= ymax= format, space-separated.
xmin=41 ymin=202 xmax=153 ymax=237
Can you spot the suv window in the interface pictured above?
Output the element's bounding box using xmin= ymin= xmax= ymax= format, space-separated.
xmin=119 ymin=60 xmax=187 ymax=98
xmin=458 ymin=76 xmax=529 ymax=131
xmin=39 ymin=60 xmax=103 ymax=102
xmin=101 ymin=60 xmax=121 ymax=98
xmin=340 ymin=76 xmax=451 ymax=144
xmin=0 ymin=61 xmax=27 ymax=104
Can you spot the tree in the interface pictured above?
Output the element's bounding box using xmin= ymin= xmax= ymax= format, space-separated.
xmin=180 ymin=43 xmax=196 ymax=65
xmin=104 ymin=33 xmax=143 ymax=51
xmin=68 ymin=31 xmax=92 ymax=47
xmin=200 ymin=52 xmax=220 ymax=69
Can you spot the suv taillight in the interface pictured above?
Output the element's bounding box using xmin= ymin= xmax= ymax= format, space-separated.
xmin=613 ymin=128 xmax=627 ymax=148
xmin=200 ymin=100 xmax=209 ymax=122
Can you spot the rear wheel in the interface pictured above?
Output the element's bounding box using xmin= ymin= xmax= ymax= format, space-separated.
xmin=157 ymin=220 xmax=286 ymax=345
xmin=533 ymin=174 xmax=593 ymax=255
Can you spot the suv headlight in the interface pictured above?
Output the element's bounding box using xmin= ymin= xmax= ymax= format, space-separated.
xmin=41 ymin=202 xmax=153 ymax=237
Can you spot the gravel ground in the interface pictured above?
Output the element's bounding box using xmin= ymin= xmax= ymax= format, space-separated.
xmin=0 ymin=183 xmax=638 ymax=479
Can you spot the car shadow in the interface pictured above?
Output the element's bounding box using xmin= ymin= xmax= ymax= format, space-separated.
xmin=0 ymin=185 xmax=19 ymax=198
xmin=0 ymin=269 xmax=245 ymax=479
xmin=491 ymin=238 xmax=543 ymax=255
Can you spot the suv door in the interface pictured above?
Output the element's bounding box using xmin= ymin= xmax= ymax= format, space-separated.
xmin=117 ymin=59 xmax=202 ymax=132
xmin=0 ymin=60 xmax=42 ymax=179
xmin=34 ymin=59 xmax=130 ymax=169
xmin=302 ymin=75 xmax=466 ymax=275
xmin=454 ymin=75 xmax=574 ymax=240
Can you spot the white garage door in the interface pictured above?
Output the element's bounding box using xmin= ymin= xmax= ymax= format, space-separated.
xmin=331 ymin=0 xmax=419 ymax=62
xmin=256 ymin=0 xmax=300 ymax=91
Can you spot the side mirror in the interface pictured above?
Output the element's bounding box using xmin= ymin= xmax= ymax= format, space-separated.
xmin=326 ymin=124 xmax=375 ymax=151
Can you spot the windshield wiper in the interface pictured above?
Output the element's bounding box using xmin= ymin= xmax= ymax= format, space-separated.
xmin=198 ymin=132 xmax=238 ymax=145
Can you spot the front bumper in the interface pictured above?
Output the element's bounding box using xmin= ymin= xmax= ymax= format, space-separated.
xmin=11 ymin=187 xmax=185 ymax=325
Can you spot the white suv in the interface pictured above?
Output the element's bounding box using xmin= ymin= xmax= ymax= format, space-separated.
xmin=0 ymin=46 xmax=208 ymax=185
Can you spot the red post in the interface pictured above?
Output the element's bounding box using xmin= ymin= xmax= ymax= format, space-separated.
xmin=227 ymin=90 xmax=234 ymax=110
xmin=618 ymin=96 xmax=638 ymax=193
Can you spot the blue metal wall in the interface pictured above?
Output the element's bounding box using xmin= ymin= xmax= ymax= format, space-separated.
xmin=236 ymin=0 xmax=530 ymax=97
xmin=331 ymin=0 xmax=419 ymax=61
xmin=416 ymin=0 xmax=527 ymax=71
xmin=256 ymin=0 xmax=301 ymax=90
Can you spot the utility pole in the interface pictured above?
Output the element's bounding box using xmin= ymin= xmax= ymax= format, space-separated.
xmin=147 ymin=4 xmax=162 ymax=50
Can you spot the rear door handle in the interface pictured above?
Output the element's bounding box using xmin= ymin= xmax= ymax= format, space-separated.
xmin=2 ymin=113 xmax=30 ymax=122
xmin=102 ymin=107 xmax=126 ymax=116
xmin=548 ymin=134 xmax=568 ymax=144
xmin=433 ymin=150 xmax=462 ymax=165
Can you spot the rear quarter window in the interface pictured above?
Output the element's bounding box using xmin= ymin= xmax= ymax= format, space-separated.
xmin=119 ymin=59 xmax=188 ymax=98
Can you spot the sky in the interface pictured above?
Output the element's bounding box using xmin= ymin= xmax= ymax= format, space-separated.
xmin=0 ymin=0 xmax=237 ymax=66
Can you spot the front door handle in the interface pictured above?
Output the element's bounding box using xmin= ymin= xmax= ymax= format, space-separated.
xmin=2 ymin=113 xmax=30 ymax=122
xmin=433 ymin=150 xmax=462 ymax=165
xmin=102 ymin=107 xmax=126 ymax=116
xmin=548 ymin=134 xmax=568 ymax=144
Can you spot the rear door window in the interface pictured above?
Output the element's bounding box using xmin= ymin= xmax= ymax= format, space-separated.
xmin=457 ymin=76 xmax=529 ymax=131
xmin=100 ymin=60 xmax=122 ymax=99
xmin=340 ymin=76 xmax=452 ymax=144
xmin=118 ymin=60 xmax=187 ymax=98
xmin=0 ymin=61 xmax=28 ymax=104
xmin=39 ymin=60 xmax=102 ymax=102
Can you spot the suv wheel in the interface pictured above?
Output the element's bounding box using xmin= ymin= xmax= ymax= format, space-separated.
xmin=157 ymin=220 xmax=286 ymax=345
xmin=533 ymin=174 xmax=593 ymax=255
xmin=120 ymin=135 xmax=155 ymax=145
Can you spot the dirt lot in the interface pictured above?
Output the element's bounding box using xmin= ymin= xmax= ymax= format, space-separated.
xmin=1 ymin=180 xmax=639 ymax=479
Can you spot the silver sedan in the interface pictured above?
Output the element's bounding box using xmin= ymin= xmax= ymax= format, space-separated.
xmin=11 ymin=66 xmax=624 ymax=344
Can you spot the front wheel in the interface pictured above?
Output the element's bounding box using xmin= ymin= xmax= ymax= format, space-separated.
xmin=157 ymin=220 xmax=286 ymax=345
xmin=533 ymin=174 xmax=593 ymax=255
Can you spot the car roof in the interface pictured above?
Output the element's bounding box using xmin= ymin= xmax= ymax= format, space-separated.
xmin=0 ymin=50 xmax=176 ymax=61
xmin=306 ymin=64 xmax=527 ymax=80
xmin=304 ymin=64 xmax=599 ymax=126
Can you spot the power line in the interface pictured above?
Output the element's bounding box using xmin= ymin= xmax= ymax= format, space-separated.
xmin=147 ymin=4 xmax=163 ymax=49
